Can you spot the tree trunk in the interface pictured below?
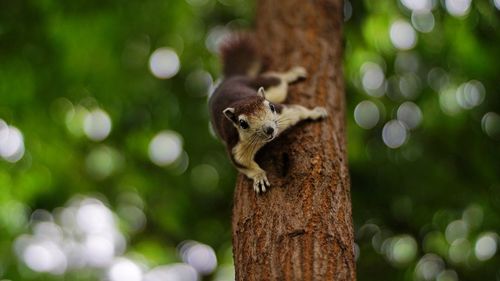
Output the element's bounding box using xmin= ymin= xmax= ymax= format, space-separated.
xmin=231 ymin=0 xmax=355 ymax=280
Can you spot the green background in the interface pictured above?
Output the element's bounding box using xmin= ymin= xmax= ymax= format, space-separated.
xmin=0 ymin=0 xmax=499 ymax=280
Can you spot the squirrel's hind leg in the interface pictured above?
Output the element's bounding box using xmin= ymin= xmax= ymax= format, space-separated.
xmin=276 ymin=66 xmax=308 ymax=83
xmin=259 ymin=66 xmax=308 ymax=103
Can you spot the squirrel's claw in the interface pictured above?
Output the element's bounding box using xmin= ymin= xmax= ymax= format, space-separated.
xmin=253 ymin=173 xmax=270 ymax=193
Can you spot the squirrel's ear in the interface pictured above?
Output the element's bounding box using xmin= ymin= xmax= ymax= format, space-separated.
xmin=223 ymin=107 xmax=237 ymax=123
xmin=257 ymin=87 xmax=266 ymax=98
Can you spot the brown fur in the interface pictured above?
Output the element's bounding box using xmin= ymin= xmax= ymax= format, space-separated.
xmin=209 ymin=75 xmax=281 ymax=154
xmin=248 ymin=76 xmax=281 ymax=90
xmin=209 ymin=35 xmax=327 ymax=193
xmin=220 ymin=34 xmax=259 ymax=77
xmin=232 ymin=96 xmax=265 ymax=116
xmin=209 ymin=77 xmax=258 ymax=151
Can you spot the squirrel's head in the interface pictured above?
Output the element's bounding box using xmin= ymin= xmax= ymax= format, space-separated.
xmin=223 ymin=87 xmax=279 ymax=143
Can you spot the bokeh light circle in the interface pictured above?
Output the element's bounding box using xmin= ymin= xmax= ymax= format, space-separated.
xmin=397 ymin=102 xmax=422 ymax=129
xmin=481 ymin=112 xmax=500 ymax=139
xmin=0 ymin=125 xmax=25 ymax=163
xmin=361 ymin=62 xmax=385 ymax=95
xmin=456 ymin=80 xmax=485 ymax=109
xmin=83 ymin=108 xmax=112 ymax=141
xmin=23 ymin=241 xmax=67 ymax=274
xmin=400 ymin=0 xmax=435 ymax=11
xmin=143 ymin=264 xmax=198 ymax=281
xmin=149 ymin=131 xmax=183 ymax=166
xmin=436 ymin=270 xmax=458 ymax=281
xmin=390 ymin=20 xmax=417 ymax=50
xmin=354 ymin=100 xmax=380 ymax=129
xmin=185 ymin=243 xmax=217 ymax=274
xmin=108 ymin=258 xmax=142 ymax=281
xmin=414 ymin=254 xmax=445 ymax=281
xmin=474 ymin=233 xmax=497 ymax=261
xmin=382 ymin=120 xmax=408 ymax=148
xmin=445 ymin=0 xmax=471 ymax=17
xmin=149 ymin=48 xmax=180 ymax=79
xmin=411 ymin=11 xmax=435 ymax=33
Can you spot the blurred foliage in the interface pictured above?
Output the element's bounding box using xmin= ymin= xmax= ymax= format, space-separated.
xmin=0 ymin=0 xmax=499 ymax=280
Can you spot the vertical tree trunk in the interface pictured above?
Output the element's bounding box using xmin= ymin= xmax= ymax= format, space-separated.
xmin=231 ymin=0 xmax=356 ymax=280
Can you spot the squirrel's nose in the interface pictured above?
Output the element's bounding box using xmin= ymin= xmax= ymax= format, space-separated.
xmin=265 ymin=126 xmax=274 ymax=136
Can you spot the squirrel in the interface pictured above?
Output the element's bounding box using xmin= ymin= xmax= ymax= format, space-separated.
xmin=209 ymin=35 xmax=328 ymax=193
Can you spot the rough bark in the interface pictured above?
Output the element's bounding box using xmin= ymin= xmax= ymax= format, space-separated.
xmin=231 ymin=0 xmax=355 ymax=280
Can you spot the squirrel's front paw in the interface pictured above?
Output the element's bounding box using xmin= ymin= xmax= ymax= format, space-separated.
xmin=311 ymin=107 xmax=328 ymax=120
xmin=252 ymin=172 xmax=270 ymax=193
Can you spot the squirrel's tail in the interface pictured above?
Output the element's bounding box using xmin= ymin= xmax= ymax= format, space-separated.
xmin=220 ymin=34 xmax=262 ymax=77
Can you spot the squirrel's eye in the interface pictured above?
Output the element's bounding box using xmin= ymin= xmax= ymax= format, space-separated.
xmin=239 ymin=119 xmax=249 ymax=129
xmin=269 ymin=104 xmax=276 ymax=113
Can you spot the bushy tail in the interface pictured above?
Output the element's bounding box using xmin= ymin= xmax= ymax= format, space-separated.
xmin=220 ymin=34 xmax=262 ymax=77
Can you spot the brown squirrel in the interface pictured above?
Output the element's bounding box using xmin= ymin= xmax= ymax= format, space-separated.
xmin=209 ymin=35 xmax=328 ymax=193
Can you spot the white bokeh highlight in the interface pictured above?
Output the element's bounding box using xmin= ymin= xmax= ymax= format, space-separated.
xmin=495 ymin=0 xmax=500 ymax=10
xmin=108 ymin=258 xmax=143 ymax=281
xmin=390 ymin=20 xmax=417 ymax=50
xmin=0 ymin=122 xmax=25 ymax=163
xmin=76 ymin=199 xmax=115 ymax=235
xmin=360 ymin=62 xmax=385 ymax=96
xmin=143 ymin=264 xmax=198 ymax=281
xmin=456 ymin=80 xmax=485 ymax=109
xmin=383 ymin=235 xmax=418 ymax=266
xmin=149 ymin=131 xmax=183 ymax=166
xmin=83 ymin=108 xmax=112 ymax=141
xmin=12 ymin=195 xmax=221 ymax=281
xmin=400 ymin=0 xmax=435 ymax=11
xmin=14 ymin=196 xmax=129 ymax=274
xmin=382 ymin=120 xmax=408 ymax=148
xmin=414 ymin=254 xmax=445 ymax=281
xmin=354 ymin=100 xmax=380 ymax=129
xmin=181 ymin=242 xmax=217 ymax=275
xmin=411 ymin=11 xmax=435 ymax=33
xmin=445 ymin=220 xmax=469 ymax=243
xmin=397 ymin=102 xmax=423 ymax=129
xmin=149 ymin=47 xmax=180 ymax=79
xmin=481 ymin=112 xmax=500 ymax=139
xmin=83 ymin=234 xmax=115 ymax=267
xmin=23 ymin=241 xmax=67 ymax=274
xmin=475 ymin=232 xmax=497 ymax=261
xmin=445 ymin=0 xmax=471 ymax=17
